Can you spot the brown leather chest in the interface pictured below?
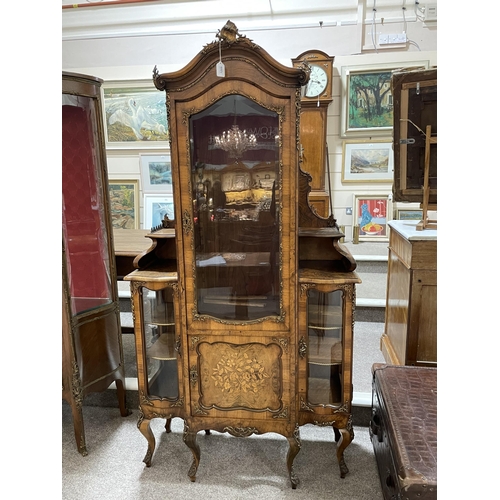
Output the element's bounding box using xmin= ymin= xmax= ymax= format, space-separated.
xmin=370 ymin=364 xmax=437 ymax=500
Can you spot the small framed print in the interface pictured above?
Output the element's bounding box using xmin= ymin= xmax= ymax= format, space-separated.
xmin=108 ymin=180 xmax=139 ymax=229
xmin=354 ymin=194 xmax=392 ymax=241
xmin=342 ymin=140 xmax=394 ymax=183
xmin=140 ymin=153 xmax=173 ymax=193
xmin=144 ymin=194 xmax=174 ymax=229
xmin=396 ymin=209 xmax=423 ymax=221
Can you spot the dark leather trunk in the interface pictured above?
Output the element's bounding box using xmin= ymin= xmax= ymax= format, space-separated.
xmin=370 ymin=364 xmax=437 ymax=500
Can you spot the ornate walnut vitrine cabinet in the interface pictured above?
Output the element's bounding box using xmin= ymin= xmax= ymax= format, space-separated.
xmin=62 ymin=72 xmax=130 ymax=456
xmin=125 ymin=22 xmax=360 ymax=487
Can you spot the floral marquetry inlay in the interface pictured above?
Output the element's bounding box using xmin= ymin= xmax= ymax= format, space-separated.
xmin=211 ymin=351 xmax=270 ymax=394
xmin=198 ymin=342 xmax=283 ymax=411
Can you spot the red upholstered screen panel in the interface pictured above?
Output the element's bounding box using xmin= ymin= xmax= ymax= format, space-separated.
xmin=62 ymin=101 xmax=111 ymax=310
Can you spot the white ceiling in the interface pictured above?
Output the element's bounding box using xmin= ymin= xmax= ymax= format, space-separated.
xmin=62 ymin=0 xmax=434 ymax=41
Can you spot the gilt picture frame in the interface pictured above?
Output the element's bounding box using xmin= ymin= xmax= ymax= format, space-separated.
xmin=144 ymin=194 xmax=175 ymax=229
xmin=340 ymin=61 xmax=429 ymax=137
xmin=108 ymin=180 xmax=139 ymax=229
xmin=342 ymin=140 xmax=394 ymax=183
xmin=140 ymin=153 xmax=173 ymax=193
xmin=353 ymin=194 xmax=392 ymax=241
xmin=102 ymin=81 xmax=169 ymax=149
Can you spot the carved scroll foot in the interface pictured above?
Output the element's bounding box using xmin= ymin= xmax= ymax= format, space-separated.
xmin=286 ymin=426 xmax=301 ymax=489
xmin=183 ymin=427 xmax=200 ymax=482
xmin=336 ymin=427 xmax=352 ymax=479
xmin=138 ymin=416 xmax=155 ymax=467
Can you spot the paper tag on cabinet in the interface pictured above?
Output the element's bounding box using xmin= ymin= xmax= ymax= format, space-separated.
xmin=216 ymin=62 xmax=225 ymax=77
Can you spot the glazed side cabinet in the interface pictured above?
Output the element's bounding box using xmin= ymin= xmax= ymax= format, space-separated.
xmin=62 ymin=71 xmax=130 ymax=456
xmin=381 ymin=220 xmax=437 ymax=367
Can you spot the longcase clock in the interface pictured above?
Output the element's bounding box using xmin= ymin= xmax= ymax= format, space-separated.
xmin=292 ymin=50 xmax=334 ymax=219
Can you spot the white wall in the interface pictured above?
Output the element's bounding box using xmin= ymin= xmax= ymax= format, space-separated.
xmin=62 ymin=6 xmax=437 ymax=234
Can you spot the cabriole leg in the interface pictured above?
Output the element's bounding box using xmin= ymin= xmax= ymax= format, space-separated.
xmin=286 ymin=425 xmax=301 ymax=489
xmin=183 ymin=424 xmax=200 ymax=482
xmin=137 ymin=412 xmax=156 ymax=467
xmin=336 ymin=427 xmax=352 ymax=478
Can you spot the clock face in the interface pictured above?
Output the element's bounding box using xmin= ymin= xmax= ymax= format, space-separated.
xmin=305 ymin=65 xmax=328 ymax=98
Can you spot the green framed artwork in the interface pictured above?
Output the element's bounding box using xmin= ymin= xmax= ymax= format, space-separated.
xmin=108 ymin=180 xmax=139 ymax=229
xmin=396 ymin=209 xmax=423 ymax=221
xmin=103 ymin=81 xmax=169 ymax=149
xmin=341 ymin=61 xmax=429 ymax=137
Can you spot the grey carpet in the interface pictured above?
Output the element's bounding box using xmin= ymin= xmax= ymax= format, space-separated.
xmin=62 ymin=405 xmax=383 ymax=499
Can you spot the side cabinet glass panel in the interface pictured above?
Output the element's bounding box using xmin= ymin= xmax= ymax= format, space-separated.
xmin=189 ymin=94 xmax=280 ymax=322
xmin=142 ymin=285 xmax=179 ymax=399
xmin=307 ymin=289 xmax=343 ymax=406
xmin=62 ymin=94 xmax=112 ymax=316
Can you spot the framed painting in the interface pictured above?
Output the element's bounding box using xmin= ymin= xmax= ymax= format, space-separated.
xmin=340 ymin=61 xmax=429 ymax=137
xmin=396 ymin=208 xmax=423 ymax=221
xmin=108 ymin=180 xmax=139 ymax=229
xmin=353 ymin=194 xmax=392 ymax=241
xmin=140 ymin=153 xmax=173 ymax=193
xmin=144 ymin=194 xmax=175 ymax=229
xmin=102 ymin=81 xmax=169 ymax=149
xmin=342 ymin=140 xmax=394 ymax=183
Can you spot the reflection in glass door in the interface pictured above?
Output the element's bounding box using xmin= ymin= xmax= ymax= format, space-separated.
xmin=189 ymin=94 xmax=281 ymax=321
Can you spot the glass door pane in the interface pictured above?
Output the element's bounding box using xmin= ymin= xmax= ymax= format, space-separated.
xmin=62 ymin=94 xmax=112 ymax=316
xmin=307 ymin=289 xmax=343 ymax=405
xmin=189 ymin=94 xmax=280 ymax=321
xmin=142 ymin=286 xmax=179 ymax=399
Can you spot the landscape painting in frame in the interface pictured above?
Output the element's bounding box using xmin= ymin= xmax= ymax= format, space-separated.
xmin=103 ymin=82 xmax=169 ymax=148
xmin=396 ymin=209 xmax=423 ymax=221
xmin=354 ymin=194 xmax=392 ymax=241
xmin=108 ymin=180 xmax=139 ymax=229
xmin=140 ymin=154 xmax=173 ymax=193
xmin=341 ymin=61 xmax=429 ymax=137
xmin=144 ymin=194 xmax=175 ymax=229
xmin=342 ymin=141 xmax=393 ymax=183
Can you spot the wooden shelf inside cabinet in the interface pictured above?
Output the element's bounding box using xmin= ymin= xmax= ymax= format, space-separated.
xmin=308 ymin=336 xmax=343 ymax=365
xmin=308 ymin=304 xmax=343 ymax=327
xmin=148 ymin=333 xmax=177 ymax=360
